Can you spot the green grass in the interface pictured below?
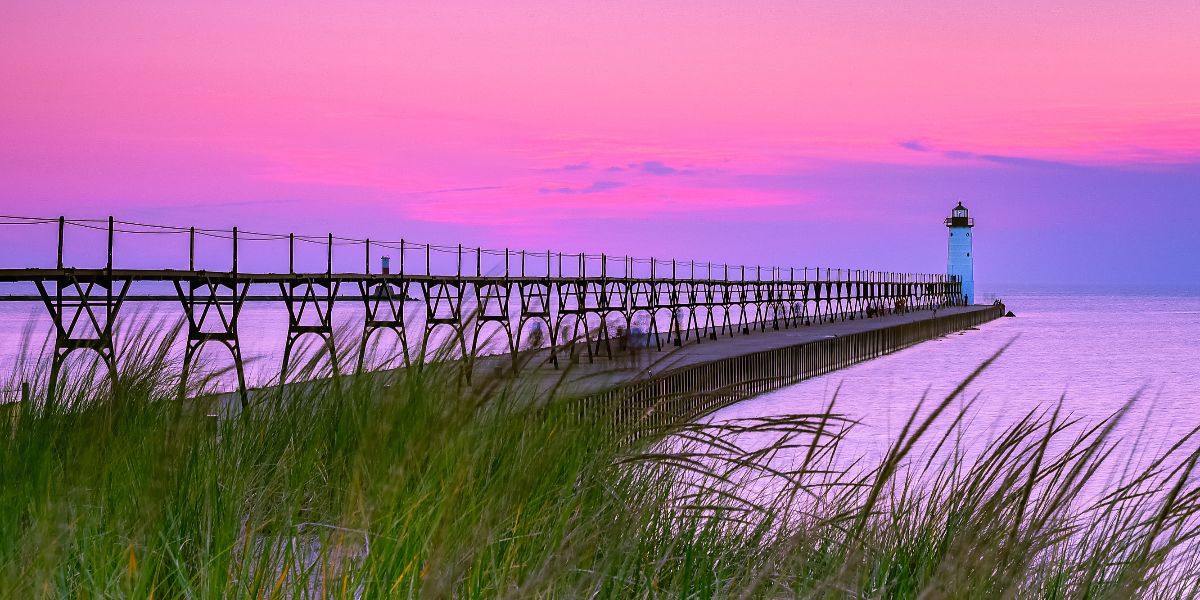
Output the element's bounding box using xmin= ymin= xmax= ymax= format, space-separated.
xmin=2 ymin=324 xmax=1199 ymax=598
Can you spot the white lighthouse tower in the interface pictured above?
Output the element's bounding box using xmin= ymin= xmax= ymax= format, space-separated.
xmin=945 ymin=201 xmax=974 ymax=304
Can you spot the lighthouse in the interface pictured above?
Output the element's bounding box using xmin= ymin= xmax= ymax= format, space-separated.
xmin=945 ymin=201 xmax=974 ymax=304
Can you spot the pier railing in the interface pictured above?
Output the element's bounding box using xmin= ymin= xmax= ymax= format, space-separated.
xmin=0 ymin=215 xmax=964 ymax=405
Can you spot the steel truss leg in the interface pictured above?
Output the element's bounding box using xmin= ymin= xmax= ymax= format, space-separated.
xmin=666 ymin=307 xmax=683 ymax=347
xmin=174 ymin=277 xmax=250 ymax=408
xmin=470 ymin=281 xmax=517 ymax=374
xmin=590 ymin=312 xmax=614 ymax=359
xmin=737 ymin=303 xmax=751 ymax=335
xmin=516 ymin=315 xmax=558 ymax=367
xmin=556 ymin=313 xmax=594 ymax=363
xmin=356 ymin=280 xmax=411 ymax=373
xmin=473 ymin=319 xmax=516 ymax=374
xmin=418 ymin=323 xmax=469 ymax=368
xmin=279 ymin=279 xmax=341 ymax=386
xmin=36 ymin=276 xmax=130 ymax=402
xmin=681 ymin=305 xmax=702 ymax=343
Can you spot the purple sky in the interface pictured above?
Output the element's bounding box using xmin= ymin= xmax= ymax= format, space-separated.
xmin=2 ymin=2 xmax=1199 ymax=285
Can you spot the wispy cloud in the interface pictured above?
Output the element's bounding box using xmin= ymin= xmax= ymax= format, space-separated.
xmin=983 ymin=154 xmax=1081 ymax=169
xmin=631 ymin=160 xmax=695 ymax=176
xmin=900 ymin=139 xmax=1083 ymax=170
xmin=542 ymin=161 xmax=591 ymax=172
xmin=416 ymin=185 xmax=507 ymax=195
xmin=538 ymin=180 xmax=626 ymax=194
xmin=899 ymin=139 xmax=930 ymax=152
xmin=584 ymin=161 xmax=696 ymax=175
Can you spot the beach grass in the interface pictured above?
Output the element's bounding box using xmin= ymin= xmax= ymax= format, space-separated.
xmin=2 ymin=324 xmax=1199 ymax=598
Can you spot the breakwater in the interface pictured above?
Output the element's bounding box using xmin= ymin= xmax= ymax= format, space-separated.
xmin=577 ymin=303 xmax=1005 ymax=431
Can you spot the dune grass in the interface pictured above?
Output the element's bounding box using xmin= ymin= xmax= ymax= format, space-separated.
xmin=2 ymin=323 xmax=1200 ymax=598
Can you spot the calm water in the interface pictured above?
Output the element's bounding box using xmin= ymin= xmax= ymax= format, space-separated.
xmin=710 ymin=285 xmax=1200 ymax=473
xmin=4 ymin=286 xmax=1199 ymax=463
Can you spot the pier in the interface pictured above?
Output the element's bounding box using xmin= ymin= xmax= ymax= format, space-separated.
xmin=563 ymin=304 xmax=1003 ymax=432
xmin=0 ymin=216 xmax=983 ymax=409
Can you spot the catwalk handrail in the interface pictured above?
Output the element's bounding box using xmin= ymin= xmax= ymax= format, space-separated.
xmin=0 ymin=214 xmax=954 ymax=284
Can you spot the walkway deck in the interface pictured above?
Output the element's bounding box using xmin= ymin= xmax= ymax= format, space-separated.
xmin=479 ymin=305 xmax=992 ymax=399
xmin=220 ymin=305 xmax=998 ymax=412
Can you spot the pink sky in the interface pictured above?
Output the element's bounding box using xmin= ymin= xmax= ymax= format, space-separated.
xmin=2 ymin=1 xmax=1199 ymax=284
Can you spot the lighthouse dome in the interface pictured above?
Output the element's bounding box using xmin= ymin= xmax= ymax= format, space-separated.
xmin=946 ymin=202 xmax=973 ymax=227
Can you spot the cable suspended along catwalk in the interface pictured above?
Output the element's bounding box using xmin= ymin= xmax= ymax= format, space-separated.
xmin=0 ymin=216 xmax=965 ymax=407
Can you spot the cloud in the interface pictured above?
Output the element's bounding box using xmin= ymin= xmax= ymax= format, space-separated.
xmin=546 ymin=160 xmax=695 ymax=176
xmin=973 ymin=153 xmax=1084 ymax=170
xmin=419 ymin=185 xmax=506 ymax=194
xmin=628 ymin=160 xmax=695 ymax=176
xmin=581 ymin=180 xmax=625 ymax=193
xmin=944 ymin=149 xmax=1083 ymax=170
xmin=538 ymin=180 xmax=626 ymax=194
xmin=902 ymin=139 xmax=1083 ymax=169
xmin=542 ymin=161 xmax=590 ymax=172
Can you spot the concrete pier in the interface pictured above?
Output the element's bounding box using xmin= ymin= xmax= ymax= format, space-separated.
xmin=556 ymin=304 xmax=1005 ymax=430
xmin=221 ymin=304 xmax=1004 ymax=425
xmin=508 ymin=305 xmax=998 ymax=398
xmin=210 ymin=304 xmax=1003 ymax=414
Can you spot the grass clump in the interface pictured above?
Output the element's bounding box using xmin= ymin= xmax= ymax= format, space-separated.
xmin=1 ymin=325 xmax=1199 ymax=598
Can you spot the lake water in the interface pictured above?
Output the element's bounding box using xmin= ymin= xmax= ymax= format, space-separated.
xmin=4 ymin=285 xmax=1199 ymax=464
xmin=708 ymin=284 xmax=1200 ymax=478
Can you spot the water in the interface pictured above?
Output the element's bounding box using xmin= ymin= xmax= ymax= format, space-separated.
xmin=709 ymin=285 xmax=1200 ymax=475
xmin=4 ymin=285 xmax=1199 ymax=463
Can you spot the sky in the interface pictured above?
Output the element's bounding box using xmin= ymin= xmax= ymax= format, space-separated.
xmin=2 ymin=1 xmax=1199 ymax=286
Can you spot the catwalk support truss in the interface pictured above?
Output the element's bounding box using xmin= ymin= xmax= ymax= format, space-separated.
xmin=0 ymin=216 xmax=966 ymax=406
